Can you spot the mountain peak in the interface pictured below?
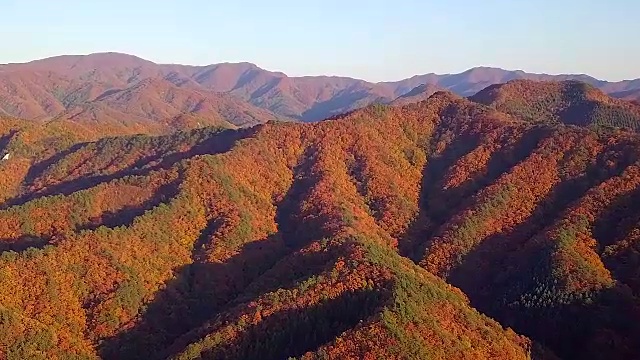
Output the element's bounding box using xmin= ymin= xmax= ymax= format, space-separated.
xmin=429 ymin=89 xmax=463 ymax=100
xmin=18 ymin=52 xmax=155 ymax=69
xmin=464 ymin=66 xmax=510 ymax=73
xmin=470 ymin=79 xmax=640 ymax=129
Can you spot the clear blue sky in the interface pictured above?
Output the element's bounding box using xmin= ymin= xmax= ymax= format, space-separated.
xmin=2 ymin=0 xmax=639 ymax=81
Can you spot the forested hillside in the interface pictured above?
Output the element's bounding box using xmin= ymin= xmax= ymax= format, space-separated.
xmin=470 ymin=80 xmax=640 ymax=130
xmin=1 ymin=87 xmax=640 ymax=359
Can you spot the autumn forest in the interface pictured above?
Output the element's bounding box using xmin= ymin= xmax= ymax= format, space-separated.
xmin=2 ymin=54 xmax=640 ymax=360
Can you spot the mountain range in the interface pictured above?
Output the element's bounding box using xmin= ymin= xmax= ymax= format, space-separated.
xmin=2 ymin=52 xmax=640 ymax=127
xmin=3 ymin=53 xmax=640 ymax=359
xmin=2 ymin=74 xmax=640 ymax=358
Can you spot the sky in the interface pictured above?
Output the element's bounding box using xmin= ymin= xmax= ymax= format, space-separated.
xmin=1 ymin=0 xmax=639 ymax=82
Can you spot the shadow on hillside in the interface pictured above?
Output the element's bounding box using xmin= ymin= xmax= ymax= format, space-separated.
xmin=592 ymin=186 xmax=640 ymax=298
xmin=100 ymin=233 xmax=289 ymax=360
xmin=451 ymin=136 xmax=632 ymax=286
xmin=0 ymin=235 xmax=48 ymax=253
xmin=0 ymin=130 xmax=18 ymax=152
xmin=275 ymin=146 xmax=325 ymax=247
xmin=434 ymin=126 xmax=549 ymax=222
xmin=395 ymin=121 xmax=640 ymax=358
xmin=593 ymin=188 xmax=640 ymax=242
xmin=397 ymin=124 xmax=481 ymax=259
xmin=167 ymin=287 xmax=387 ymax=360
xmin=502 ymin=284 xmax=640 ymax=360
xmin=247 ymin=77 xmax=281 ymax=100
xmin=399 ymin=124 xmax=550 ymax=260
xmin=449 ymin=173 xmax=610 ymax=302
xmin=443 ymin=128 xmax=634 ymax=289
xmin=101 ymin=147 xmax=328 ymax=359
xmin=20 ymin=143 xmax=86 ymax=186
xmin=0 ymin=178 xmax=182 ymax=256
xmin=100 ymin=235 xmax=350 ymax=360
xmin=127 ymin=127 xmax=255 ymax=172
xmin=4 ymin=128 xmax=253 ymax=209
xmin=592 ymin=186 xmax=640 ymax=249
xmin=78 ymin=180 xmax=182 ymax=231
xmin=443 ymin=148 xmax=640 ymax=359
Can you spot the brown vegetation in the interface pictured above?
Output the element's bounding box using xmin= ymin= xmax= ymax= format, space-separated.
xmin=2 ymin=80 xmax=640 ymax=359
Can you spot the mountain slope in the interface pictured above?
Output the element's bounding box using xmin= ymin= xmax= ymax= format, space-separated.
xmin=4 ymin=84 xmax=640 ymax=359
xmin=401 ymin=97 xmax=640 ymax=359
xmin=2 ymin=53 xmax=639 ymax=124
xmin=0 ymin=100 xmax=544 ymax=360
xmin=0 ymin=54 xmax=395 ymax=123
xmin=0 ymin=56 xmax=290 ymax=129
xmin=59 ymin=77 xmax=285 ymax=128
xmin=470 ymin=80 xmax=640 ymax=130
xmin=0 ymin=113 xmax=240 ymax=207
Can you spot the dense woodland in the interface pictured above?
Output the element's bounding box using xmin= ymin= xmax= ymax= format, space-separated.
xmin=471 ymin=80 xmax=640 ymax=131
xmin=1 ymin=82 xmax=640 ymax=359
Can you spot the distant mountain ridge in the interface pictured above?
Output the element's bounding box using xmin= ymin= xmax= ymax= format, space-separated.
xmin=390 ymin=84 xmax=444 ymax=106
xmin=1 ymin=52 xmax=639 ymax=124
xmin=611 ymin=89 xmax=640 ymax=103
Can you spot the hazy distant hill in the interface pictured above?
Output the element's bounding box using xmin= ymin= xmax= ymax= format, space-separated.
xmin=0 ymin=54 xmax=289 ymax=130
xmin=390 ymin=84 xmax=444 ymax=106
xmin=58 ymin=76 xmax=285 ymax=129
xmin=611 ymin=88 xmax=640 ymax=103
xmin=1 ymin=53 xmax=639 ymax=124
